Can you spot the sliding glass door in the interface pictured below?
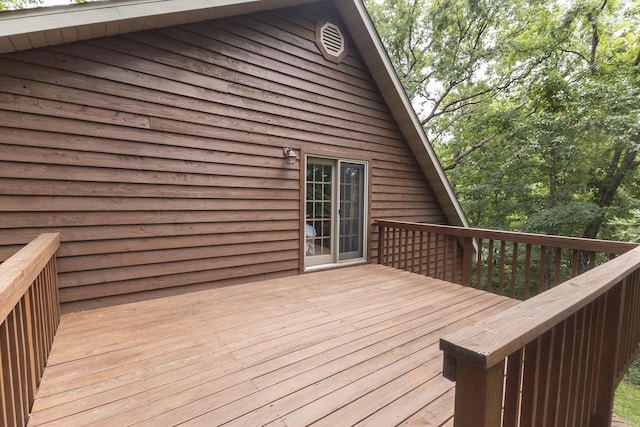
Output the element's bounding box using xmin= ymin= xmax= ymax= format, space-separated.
xmin=305 ymin=157 xmax=367 ymax=268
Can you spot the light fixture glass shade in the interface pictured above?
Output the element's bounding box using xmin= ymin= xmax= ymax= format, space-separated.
xmin=284 ymin=147 xmax=297 ymax=164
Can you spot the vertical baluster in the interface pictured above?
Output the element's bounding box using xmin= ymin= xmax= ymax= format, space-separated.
xmin=27 ymin=286 xmax=44 ymax=378
xmin=15 ymin=298 xmax=29 ymax=425
xmin=617 ymin=276 xmax=636 ymax=382
xmin=384 ymin=225 xmax=389 ymax=265
xmin=538 ymin=246 xmax=547 ymax=295
xmin=402 ymin=229 xmax=408 ymax=270
xmin=591 ymin=283 xmax=624 ymax=427
xmin=571 ymin=249 xmax=579 ymax=278
xmin=434 ymin=233 xmax=440 ymax=279
xmin=7 ymin=310 xmax=26 ymax=426
xmin=575 ymin=304 xmax=594 ymax=426
xmin=523 ymin=244 xmax=532 ymax=300
xmin=554 ymin=247 xmax=562 ymax=287
xmin=377 ymin=224 xmax=385 ymax=265
xmin=42 ymin=269 xmax=53 ymax=355
xmin=567 ymin=310 xmax=587 ymax=426
xmin=1 ymin=317 xmax=17 ymax=427
xmin=385 ymin=225 xmax=389 ymax=265
xmin=628 ymin=273 xmax=640 ymax=371
xmin=461 ymin=237 xmax=473 ymax=286
xmin=534 ymin=331 xmax=553 ymax=426
xmin=452 ymin=236 xmax=458 ymax=283
xmin=409 ymin=230 xmax=415 ymax=273
xmin=556 ymin=314 xmax=578 ymax=426
xmin=419 ymin=231 xmax=425 ymax=275
xmin=404 ymin=229 xmax=408 ymax=271
xmin=387 ymin=227 xmax=392 ymax=267
xmin=34 ymin=274 xmax=46 ymax=380
xmin=392 ymin=227 xmax=398 ymax=269
xmin=0 ymin=324 xmax=6 ymax=427
xmin=52 ymin=255 xmax=61 ymax=325
xmin=499 ymin=241 xmax=506 ymax=296
xmin=589 ymin=251 xmax=597 ymax=270
xmin=520 ymin=338 xmax=539 ymax=427
xmin=415 ymin=230 xmax=420 ymax=274
xmin=476 ymin=238 xmax=483 ymax=290
xmin=22 ymin=290 xmax=36 ymax=409
xmin=510 ymin=243 xmax=519 ymax=299
xmin=440 ymin=234 xmax=450 ymax=280
xmin=582 ymin=301 xmax=601 ymax=423
xmin=426 ymin=232 xmax=432 ymax=277
xmin=503 ymin=348 xmax=524 ymax=427
xmin=543 ymin=325 xmax=565 ymax=426
xmin=486 ymin=240 xmax=494 ymax=293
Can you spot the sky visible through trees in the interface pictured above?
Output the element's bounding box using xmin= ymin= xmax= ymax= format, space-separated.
xmin=367 ymin=0 xmax=639 ymax=242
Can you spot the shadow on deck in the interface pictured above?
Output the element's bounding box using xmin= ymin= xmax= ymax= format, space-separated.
xmin=28 ymin=264 xmax=517 ymax=426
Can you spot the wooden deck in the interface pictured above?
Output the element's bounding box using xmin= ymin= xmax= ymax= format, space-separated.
xmin=28 ymin=264 xmax=519 ymax=426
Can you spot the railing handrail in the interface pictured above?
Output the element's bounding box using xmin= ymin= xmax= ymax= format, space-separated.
xmin=440 ymin=244 xmax=640 ymax=370
xmin=376 ymin=220 xmax=638 ymax=255
xmin=0 ymin=233 xmax=60 ymax=322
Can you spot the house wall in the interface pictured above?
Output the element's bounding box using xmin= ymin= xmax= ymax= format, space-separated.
xmin=0 ymin=2 xmax=448 ymax=308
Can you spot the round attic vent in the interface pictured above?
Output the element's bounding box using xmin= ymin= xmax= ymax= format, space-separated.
xmin=316 ymin=18 xmax=347 ymax=63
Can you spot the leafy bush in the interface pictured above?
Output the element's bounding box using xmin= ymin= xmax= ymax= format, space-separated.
xmin=626 ymin=352 xmax=640 ymax=387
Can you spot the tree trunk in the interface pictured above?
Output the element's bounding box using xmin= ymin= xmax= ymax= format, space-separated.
xmin=579 ymin=145 xmax=638 ymax=272
xmin=582 ymin=146 xmax=638 ymax=239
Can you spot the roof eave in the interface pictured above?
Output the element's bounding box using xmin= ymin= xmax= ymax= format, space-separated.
xmin=0 ymin=0 xmax=317 ymax=53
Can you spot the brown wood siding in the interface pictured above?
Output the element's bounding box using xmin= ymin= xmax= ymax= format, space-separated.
xmin=0 ymin=2 xmax=448 ymax=306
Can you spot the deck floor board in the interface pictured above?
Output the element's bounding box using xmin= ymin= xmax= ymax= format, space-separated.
xmin=28 ymin=264 xmax=519 ymax=427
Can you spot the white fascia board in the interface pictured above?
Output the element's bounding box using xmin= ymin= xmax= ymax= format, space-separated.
xmin=0 ymin=0 xmax=292 ymax=37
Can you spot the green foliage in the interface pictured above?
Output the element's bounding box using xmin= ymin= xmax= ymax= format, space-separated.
xmin=608 ymin=209 xmax=640 ymax=242
xmin=365 ymin=0 xmax=431 ymax=101
xmin=626 ymin=353 xmax=640 ymax=387
xmin=368 ymin=0 xmax=640 ymax=241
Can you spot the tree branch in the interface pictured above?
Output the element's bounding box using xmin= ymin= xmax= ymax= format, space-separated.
xmin=443 ymin=135 xmax=495 ymax=171
xmin=561 ymin=48 xmax=590 ymax=65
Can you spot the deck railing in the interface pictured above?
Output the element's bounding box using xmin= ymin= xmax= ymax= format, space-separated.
xmin=0 ymin=233 xmax=60 ymax=427
xmin=440 ymin=244 xmax=640 ymax=427
xmin=376 ymin=220 xmax=638 ymax=300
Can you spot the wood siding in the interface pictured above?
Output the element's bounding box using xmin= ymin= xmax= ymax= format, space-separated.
xmin=0 ymin=2 xmax=448 ymax=307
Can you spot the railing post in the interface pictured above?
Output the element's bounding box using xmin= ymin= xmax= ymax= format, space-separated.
xmin=453 ymin=359 xmax=505 ymax=427
xmin=590 ymin=282 xmax=625 ymax=427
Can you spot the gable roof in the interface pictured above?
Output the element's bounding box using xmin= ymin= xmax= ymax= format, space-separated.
xmin=0 ymin=0 xmax=468 ymax=227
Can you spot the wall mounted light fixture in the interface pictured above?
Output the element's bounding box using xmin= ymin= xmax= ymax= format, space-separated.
xmin=283 ymin=147 xmax=297 ymax=165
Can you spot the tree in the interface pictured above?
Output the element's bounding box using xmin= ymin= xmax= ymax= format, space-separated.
xmin=367 ymin=0 xmax=640 ymax=241
xmin=366 ymin=0 xmax=564 ymax=146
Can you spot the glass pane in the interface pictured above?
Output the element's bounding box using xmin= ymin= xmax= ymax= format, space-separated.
xmin=339 ymin=162 xmax=364 ymax=261
xmin=305 ymin=161 xmax=333 ymax=259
